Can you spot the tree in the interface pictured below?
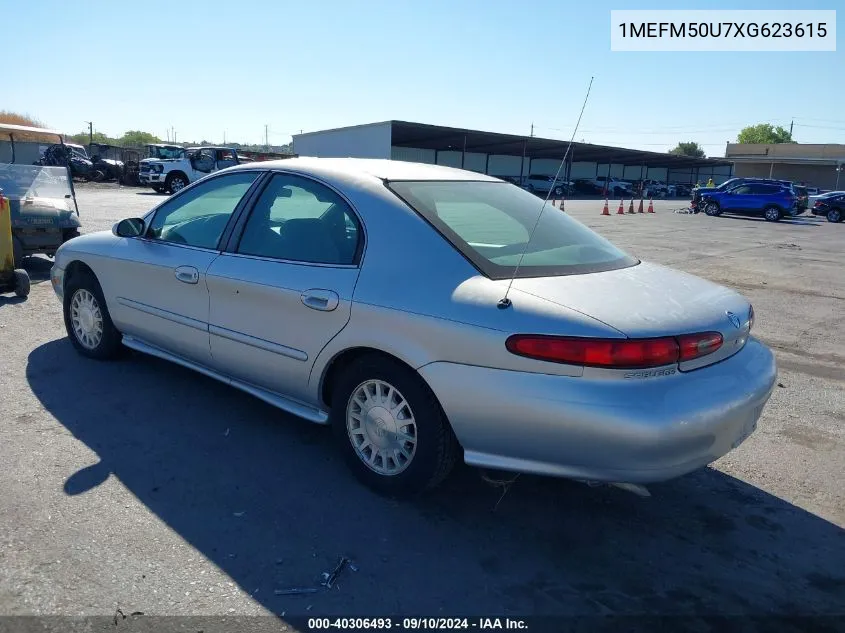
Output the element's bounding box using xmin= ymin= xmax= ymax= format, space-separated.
xmin=669 ymin=141 xmax=705 ymax=158
xmin=736 ymin=124 xmax=794 ymax=144
xmin=0 ymin=111 xmax=45 ymax=127
xmin=119 ymin=130 xmax=161 ymax=146
xmin=67 ymin=131 xmax=117 ymax=146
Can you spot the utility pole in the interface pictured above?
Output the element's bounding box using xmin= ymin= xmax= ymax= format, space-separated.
xmin=789 ymin=119 xmax=794 ymax=137
xmin=84 ymin=121 xmax=93 ymax=147
xmin=530 ymin=123 xmax=534 ymax=137
xmin=223 ymin=130 xmax=226 ymax=145
xmin=264 ymin=124 xmax=269 ymax=150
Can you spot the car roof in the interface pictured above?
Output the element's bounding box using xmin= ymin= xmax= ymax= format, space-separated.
xmin=228 ymin=157 xmax=499 ymax=183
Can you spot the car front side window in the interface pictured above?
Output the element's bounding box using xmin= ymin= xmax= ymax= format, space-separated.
xmin=146 ymin=171 xmax=259 ymax=249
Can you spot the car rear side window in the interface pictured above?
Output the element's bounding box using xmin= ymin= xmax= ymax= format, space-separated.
xmin=387 ymin=180 xmax=638 ymax=279
xmin=236 ymin=173 xmax=361 ymax=265
xmin=146 ymin=171 xmax=259 ymax=249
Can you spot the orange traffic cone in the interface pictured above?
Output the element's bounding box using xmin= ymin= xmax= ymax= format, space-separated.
xmin=627 ymin=199 xmax=635 ymax=214
xmin=601 ymin=199 xmax=610 ymax=216
xmin=637 ymin=198 xmax=644 ymax=213
xmin=647 ymin=196 xmax=655 ymax=213
xmin=616 ymin=199 xmax=625 ymax=215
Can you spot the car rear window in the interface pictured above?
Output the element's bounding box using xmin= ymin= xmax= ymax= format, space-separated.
xmin=387 ymin=180 xmax=638 ymax=280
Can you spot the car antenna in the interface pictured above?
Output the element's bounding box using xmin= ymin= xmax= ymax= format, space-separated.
xmin=498 ymin=76 xmax=594 ymax=309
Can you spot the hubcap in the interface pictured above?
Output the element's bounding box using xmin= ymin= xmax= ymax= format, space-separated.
xmin=172 ymin=178 xmax=185 ymax=191
xmin=706 ymin=203 xmax=718 ymax=215
xmin=70 ymin=289 xmax=104 ymax=350
xmin=346 ymin=379 xmax=417 ymax=476
xmin=766 ymin=208 xmax=778 ymax=220
xmin=830 ymin=210 xmax=841 ymax=222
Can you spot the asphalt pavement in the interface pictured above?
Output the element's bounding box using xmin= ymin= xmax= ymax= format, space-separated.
xmin=1 ymin=184 xmax=843 ymax=626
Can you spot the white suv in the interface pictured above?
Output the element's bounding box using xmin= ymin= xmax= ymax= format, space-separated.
xmin=140 ymin=146 xmax=243 ymax=194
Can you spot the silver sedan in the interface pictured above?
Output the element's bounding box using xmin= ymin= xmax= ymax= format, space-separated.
xmin=50 ymin=159 xmax=777 ymax=496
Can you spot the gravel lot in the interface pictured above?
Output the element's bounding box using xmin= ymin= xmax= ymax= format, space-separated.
xmin=1 ymin=184 xmax=843 ymax=625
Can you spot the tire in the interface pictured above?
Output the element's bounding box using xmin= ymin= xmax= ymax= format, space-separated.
xmin=165 ymin=173 xmax=188 ymax=194
xmin=13 ymin=269 xmax=30 ymax=298
xmin=12 ymin=236 xmax=24 ymax=268
xmin=704 ymin=202 xmax=721 ymax=216
xmin=827 ymin=208 xmax=843 ymax=223
xmin=330 ymin=354 xmax=459 ymax=497
xmin=63 ymin=270 xmax=124 ymax=360
xmin=763 ymin=206 xmax=782 ymax=222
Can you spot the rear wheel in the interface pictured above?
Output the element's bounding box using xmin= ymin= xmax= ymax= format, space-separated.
xmin=330 ymin=354 xmax=459 ymax=497
xmin=763 ymin=206 xmax=782 ymax=222
xmin=13 ymin=269 xmax=30 ymax=298
xmin=63 ymin=271 xmax=124 ymax=360
xmin=827 ymin=208 xmax=842 ymax=223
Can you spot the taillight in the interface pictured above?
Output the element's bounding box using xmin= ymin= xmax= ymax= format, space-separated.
xmin=506 ymin=332 xmax=723 ymax=368
xmin=677 ymin=332 xmax=723 ymax=361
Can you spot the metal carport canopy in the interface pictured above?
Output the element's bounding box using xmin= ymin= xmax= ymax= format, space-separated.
xmin=389 ymin=120 xmax=730 ymax=169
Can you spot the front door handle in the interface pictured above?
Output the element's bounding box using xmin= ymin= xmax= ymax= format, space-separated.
xmin=301 ymin=289 xmax=339 ymax=312
xmin=174 ymin=266 xmax=199 ymax=284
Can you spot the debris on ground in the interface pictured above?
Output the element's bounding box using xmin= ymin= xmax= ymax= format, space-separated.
xmin=321 ymin=557 xmax=350 ymax=589
xmin=274 ymin=588 xmax=321 ymax=596
xmin=778 ymin=382 xmax=786 ymax=388
xmin=273 ymin=556 xmax=357 ymax=596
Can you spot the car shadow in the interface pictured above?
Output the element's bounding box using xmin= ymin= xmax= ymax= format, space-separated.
xmin=135 ymin=191 xmax=167 ymax=197
xmin=718 ymin=214 xmax=823 ymax=226
xmin=26 ymin=338 xmax=845 ymax=619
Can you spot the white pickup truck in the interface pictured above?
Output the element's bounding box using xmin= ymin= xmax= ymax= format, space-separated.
xmin=139 ymin=145 xmax=247 ymax=194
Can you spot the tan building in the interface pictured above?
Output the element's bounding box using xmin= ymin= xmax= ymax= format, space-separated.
xmin=725 ymin=143 xmax=845 ymax=190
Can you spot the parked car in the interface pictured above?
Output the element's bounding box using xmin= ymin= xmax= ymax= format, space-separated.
xmin=139 ymin=145 xmax=243 ymax=194
xmin=572 ymin=178 xmax=604 ymax=195
xmin=808 ymin=190 xmax=845 ymax=209
xmin=698 ymin=182 xmax=797 ymax=221
xmin=811 ymin=192 xmax=845 ymax=223
xmin=692 ymin=177 xmax=792 ymax=206
xmin=594 ymin=176 xmax=632 ymax=196
xmin=523 ymin=174 xmax=568 ymax=196
xmin=50 ymin=158 xmax=776 ymax=496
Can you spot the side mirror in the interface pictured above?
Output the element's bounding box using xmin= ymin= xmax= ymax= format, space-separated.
xmin=113 ymin=218 xmax=145 ymax=238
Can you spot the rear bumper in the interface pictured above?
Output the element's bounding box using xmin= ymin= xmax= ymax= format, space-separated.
xmin=419 ymin=337 xmax=777 ymax=484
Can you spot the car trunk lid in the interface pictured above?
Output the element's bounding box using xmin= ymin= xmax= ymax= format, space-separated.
xmin=510 ymin=261 xmax=753 ymax=370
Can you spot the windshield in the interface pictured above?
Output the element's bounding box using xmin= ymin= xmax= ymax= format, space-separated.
xmin=67 ymin=145 xmax=89 ymax=159
xmin=387 ymin=181 xmax=638 ymax=279
xmin=0 ymin=164 xmax=73 ymax=199
xmin=150 ymin=146 xmax=186 ymax=159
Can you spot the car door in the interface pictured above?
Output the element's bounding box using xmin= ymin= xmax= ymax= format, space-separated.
xmin=106 ymin=170 xmax=262 ymax=365
xmin=721 ymin=184 xmax=754 ymax=213
xmin=215 ymin=149 xmax=238 ymax=171
xmin=205 ymin=172 xmax=363 ymax=404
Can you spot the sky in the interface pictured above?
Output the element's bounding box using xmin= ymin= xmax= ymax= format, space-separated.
xmin=5 ymin=0 xmax=842 ymax=156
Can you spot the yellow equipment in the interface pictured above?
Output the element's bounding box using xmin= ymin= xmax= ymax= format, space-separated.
xmin=0 ymin=192 xmax=30 ymax=298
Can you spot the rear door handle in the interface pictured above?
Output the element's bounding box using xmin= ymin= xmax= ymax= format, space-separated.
xmin=301 ymin=289 xmax=339 ymax=312
xmin=174 ymin=266 xmax=199 ymax=284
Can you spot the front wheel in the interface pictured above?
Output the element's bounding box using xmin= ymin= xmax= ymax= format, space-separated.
xmin=331 ymin=354 xmax=459 ymax=497
xmin=827 ymin=208 xmax=842 ymax=223
xmin=165 ymin=173 xmax=188 ymax=194
xmin=705 ymin=202 xmax=721 ymax=216
xmin=763 ymin=206 xmax=782 ymax=222
xmin=63 ymin=271 xmax=124 ymax=360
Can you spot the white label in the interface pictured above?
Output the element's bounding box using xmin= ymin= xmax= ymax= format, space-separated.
xmin=611 ymin=10 xmax=836 ymax=51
